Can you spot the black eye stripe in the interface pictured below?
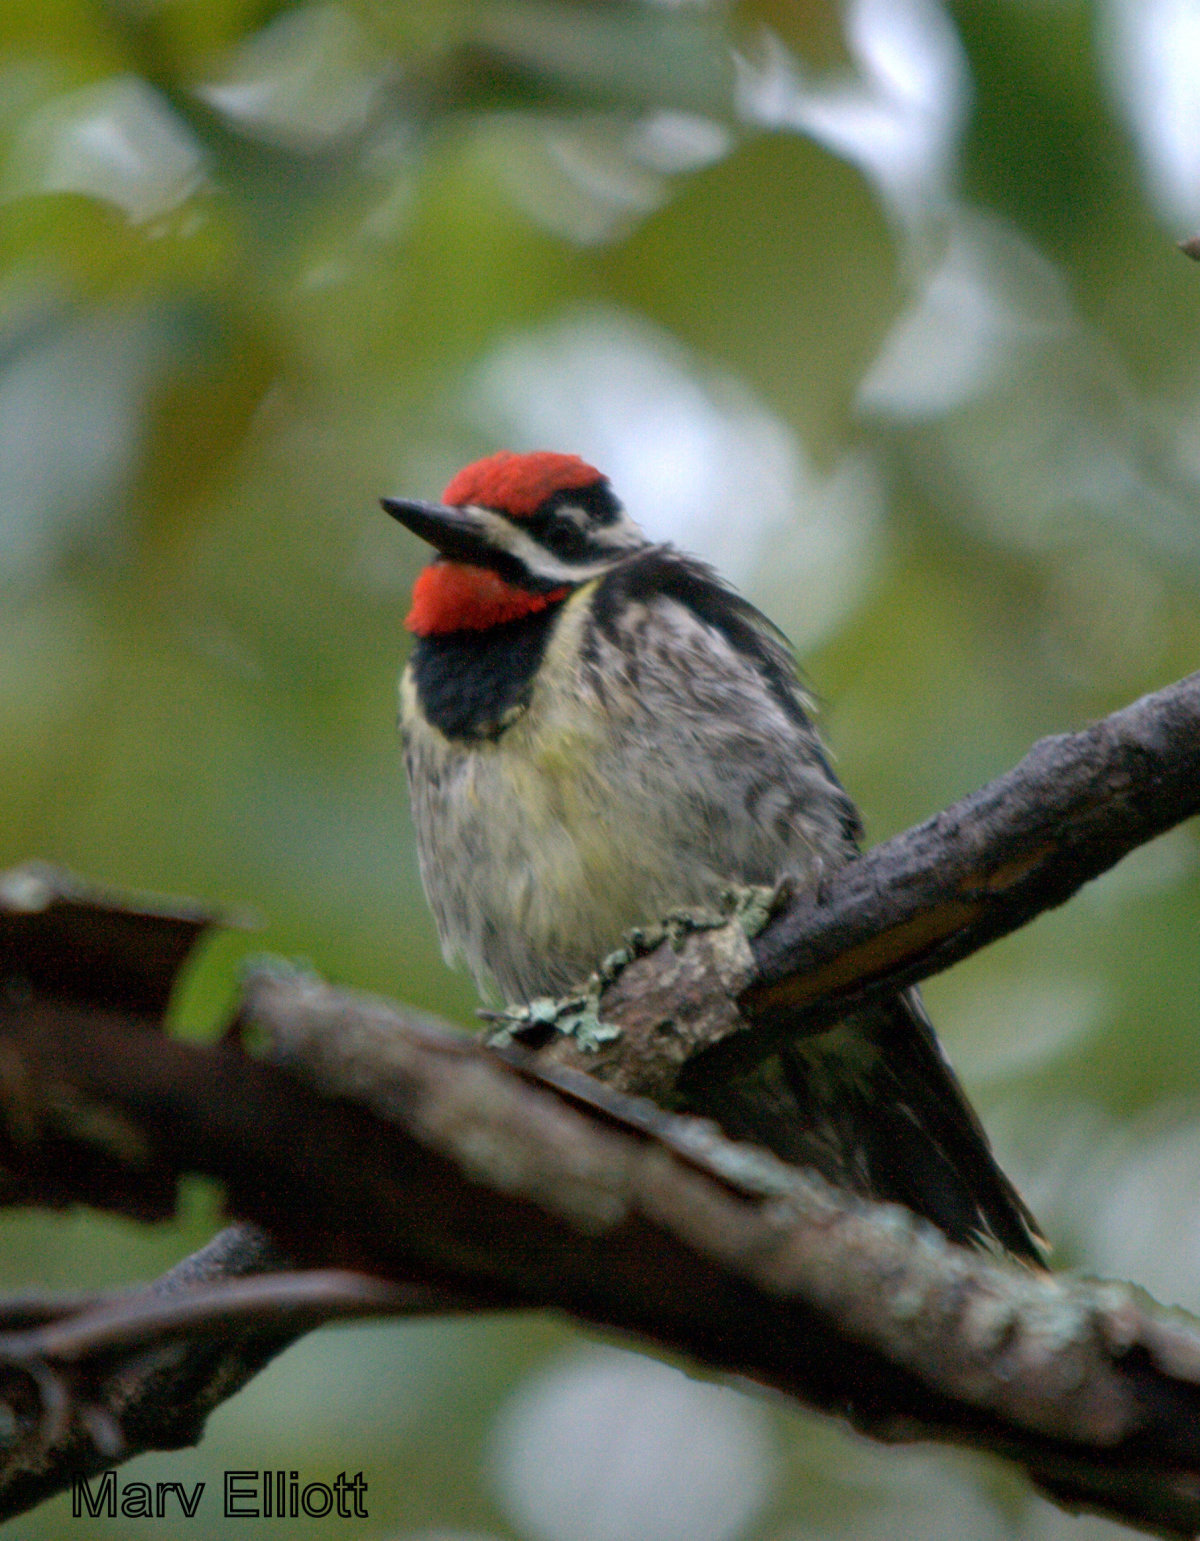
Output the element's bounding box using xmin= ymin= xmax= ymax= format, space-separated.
xmin=538 ymin=519 xmax=593 ymax=561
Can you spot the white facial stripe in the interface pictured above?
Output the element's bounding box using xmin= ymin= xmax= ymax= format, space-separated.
xmin=470 ymin=505 xmax=645 ymax=583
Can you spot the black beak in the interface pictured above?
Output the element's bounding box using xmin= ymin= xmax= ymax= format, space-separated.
xmin=381 ymin=497 xmax=496 ymax=566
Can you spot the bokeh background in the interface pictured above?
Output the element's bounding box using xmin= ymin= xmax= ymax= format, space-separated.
xmin=3 ymin=0 xmax=1200 ymax=1537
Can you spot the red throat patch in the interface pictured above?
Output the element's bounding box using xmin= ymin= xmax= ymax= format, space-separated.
xmin=442 ymin=451 xmax=604 ymax=517
xmin=406 ymin=562 xmax=570 ymax=636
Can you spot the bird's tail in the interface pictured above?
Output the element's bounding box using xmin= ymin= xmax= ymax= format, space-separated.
xmin=687 ymin=987 xmax=1047 ymax=1267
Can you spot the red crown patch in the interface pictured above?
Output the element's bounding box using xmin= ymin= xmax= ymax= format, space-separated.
xmin=442 ymin=451 xmax=604 ymax=518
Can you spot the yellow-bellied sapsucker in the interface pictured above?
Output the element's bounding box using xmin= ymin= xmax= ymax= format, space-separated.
xmin=386 ymin=450 xmax=1045 ymax=1264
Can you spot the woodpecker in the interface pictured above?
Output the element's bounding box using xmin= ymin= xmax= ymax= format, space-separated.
xmin=385 ymin=450 xmax=1045 ymax=1264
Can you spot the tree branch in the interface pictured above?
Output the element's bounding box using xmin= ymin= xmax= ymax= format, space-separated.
xmin=2 ymin=961 xmax=1200 ymax=1533
xmin=746 ymin=668 xmax=1200 ymax=1024
xmin=1 ymin=668 xmax=1198 ymax=1533
xmin=526 ymin=670 xmax=1200 ymax=1094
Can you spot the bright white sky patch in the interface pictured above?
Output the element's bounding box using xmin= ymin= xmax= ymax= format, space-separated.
xmin=859 ymin=210 xmax=1071 ymax=421
xmin=5 ymin=76 xmax=204 ymax=223
xmin=1102 ymin=0 xmax=1200 ymax=226
xmin=200 ymin=3 xmax=384 ymax=151
xmin=736 ymin=0 xmax=970 ymax=224
xmin=489 ymin=1348 xmax=777 ymax=1541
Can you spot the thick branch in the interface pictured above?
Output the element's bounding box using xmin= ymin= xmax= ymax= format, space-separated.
xmin=2 ymin=667 xmax=1200 ymax=1533
xmin=4 ymin=963 xmax=1200 ymax=1533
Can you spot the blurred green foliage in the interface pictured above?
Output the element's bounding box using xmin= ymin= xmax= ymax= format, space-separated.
xmin=3 ymin=1 xmax=1200 ymax=1537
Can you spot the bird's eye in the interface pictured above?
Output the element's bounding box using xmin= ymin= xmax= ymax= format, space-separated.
xmin=539 ymin=514 xmax=592 ymax=562
xmin=524 ymin=479 xmax=624 ymax=561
